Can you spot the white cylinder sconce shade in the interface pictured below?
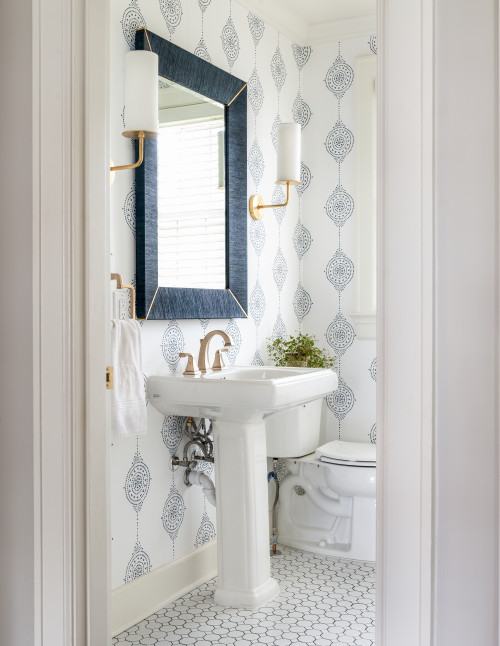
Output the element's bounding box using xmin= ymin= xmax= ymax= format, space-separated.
xmin=276 ymin=122 xmax=301 ymax=185
xmin=124 ymin=50 xmax=159 ymax=138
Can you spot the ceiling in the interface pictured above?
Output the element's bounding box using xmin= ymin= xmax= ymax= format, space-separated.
xmin=234 ymin=0 xmax=376 ymax=44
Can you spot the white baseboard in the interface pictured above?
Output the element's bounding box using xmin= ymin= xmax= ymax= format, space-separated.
xmin=112 ymin=540 xmax=218 ymax=636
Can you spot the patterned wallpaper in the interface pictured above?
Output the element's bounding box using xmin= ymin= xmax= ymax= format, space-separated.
xmin=301 ymin=37 xmax=377 ymax=446
xmin=110 ymin=0 xmax=376 ymax=591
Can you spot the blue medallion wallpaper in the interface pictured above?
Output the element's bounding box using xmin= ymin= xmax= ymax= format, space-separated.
xmin=110 ymin=0 xmax=377 ymax=590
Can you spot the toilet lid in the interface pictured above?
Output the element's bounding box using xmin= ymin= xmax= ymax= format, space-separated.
xmin=315 ymin=440 xmax=376 ymax=466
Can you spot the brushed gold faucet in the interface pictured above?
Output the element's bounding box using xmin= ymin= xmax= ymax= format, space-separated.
xmin=198 ymin=330 xmax=233 ymax=372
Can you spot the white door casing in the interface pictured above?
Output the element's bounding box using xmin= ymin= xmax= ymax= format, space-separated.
xmin=86 ymin=0 xmax=112 ymax=643
xmin=31 ymin=0 xmax=110 ymax=643
xmin=376 ymin=0 xmax=435 ymax=642
xmin=378 ymin=0 xmax=499 ymax=644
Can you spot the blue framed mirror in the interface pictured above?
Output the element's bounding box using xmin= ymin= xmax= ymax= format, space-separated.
xmin=134 ymin=28 xmax=248 ymax=320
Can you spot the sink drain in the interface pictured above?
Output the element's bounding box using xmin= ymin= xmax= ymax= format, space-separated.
xmin=293 ymin=485 xmax=306 ymax=496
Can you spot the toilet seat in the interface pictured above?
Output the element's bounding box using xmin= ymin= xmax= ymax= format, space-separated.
xmin=315 ymin=440 xmax=376 ymax=467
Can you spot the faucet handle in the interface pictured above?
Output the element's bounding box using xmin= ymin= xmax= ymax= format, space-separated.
xmin=212 ymin=347 xmax=229 ymax=371
xmin=179 ymin=353 xmax=201 ymax=376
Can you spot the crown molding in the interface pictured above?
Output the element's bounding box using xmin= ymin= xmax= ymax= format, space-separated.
xmin=234 ymin=0 xmax=376 ymax=45
xmin=309 ymin=14 xmax=377 ymax=44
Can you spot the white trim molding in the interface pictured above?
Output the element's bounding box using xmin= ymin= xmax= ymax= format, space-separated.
xmin=86 ymin=0 xmax=111 ymax=643
xmin=308 ymin=14 xmax=377 ymax=45
xmin=378 ymin=0 xmax=500 ymax=644
xmin=33 ymin=0 xmax=90 ymax=642
xmin=30 ymin=0 xmax=109 ymax=643
xmin=112 ymin=541 xmax=218 ymax=636
xmin=376 ymin=0 xmax=435 ymax=643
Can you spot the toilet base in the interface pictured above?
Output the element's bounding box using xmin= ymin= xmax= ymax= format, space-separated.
xmin=278 ymin=497 xmax=376 ymax=561
xmin=278 ymin=458 xmax=376 ymax=562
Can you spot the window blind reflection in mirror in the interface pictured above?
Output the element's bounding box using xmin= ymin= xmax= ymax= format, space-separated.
xmin=157 ymin=78 xmax=225 ymax=289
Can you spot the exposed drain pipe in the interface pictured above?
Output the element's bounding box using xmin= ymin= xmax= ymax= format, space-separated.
xmin=186 ymin=469 xmax=216 ymax=507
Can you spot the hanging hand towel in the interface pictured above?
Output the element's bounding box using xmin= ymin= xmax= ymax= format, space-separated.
xmin=111 ymin=319 xmax=147 ymax=438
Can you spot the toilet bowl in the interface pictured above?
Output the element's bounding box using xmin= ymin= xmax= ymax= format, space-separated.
xmin=266 ymin=403 xmax=376 ymax=562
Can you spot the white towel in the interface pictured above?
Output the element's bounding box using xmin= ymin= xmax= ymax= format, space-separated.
xmin=111 ymin=319 xmax=147 ymax=438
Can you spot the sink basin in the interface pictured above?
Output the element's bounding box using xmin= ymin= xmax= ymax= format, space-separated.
xmin=148 ymin=365 xmax=337 ymax=421
xmin=147 ymin=365 xmax=337 ymax=609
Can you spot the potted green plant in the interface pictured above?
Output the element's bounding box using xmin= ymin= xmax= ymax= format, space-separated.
xmin=266 ymin=332 xmax=336 ymax=369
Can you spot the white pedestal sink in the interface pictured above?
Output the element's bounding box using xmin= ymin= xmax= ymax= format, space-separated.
xmin=147 ymin=366 xmax=338 ymax=608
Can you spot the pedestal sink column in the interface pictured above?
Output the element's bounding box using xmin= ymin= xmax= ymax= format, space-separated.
xmin=212 ymin=418 xmax=280 ymax=607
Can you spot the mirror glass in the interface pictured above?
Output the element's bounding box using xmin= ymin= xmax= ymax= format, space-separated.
xmin=157 ymin=77 xmax=225 ymax=289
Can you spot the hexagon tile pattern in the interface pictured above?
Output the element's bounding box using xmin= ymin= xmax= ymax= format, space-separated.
xmin=113 ymin=547 xmax=375 ymax=645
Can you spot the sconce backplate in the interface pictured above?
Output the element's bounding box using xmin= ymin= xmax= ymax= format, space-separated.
xmin=249 ymin=194 xmax=264 ymax=220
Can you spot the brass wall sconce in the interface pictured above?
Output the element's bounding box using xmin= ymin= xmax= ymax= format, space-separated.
xmin=249 ymin=123 xmax=301 ymax=220
xmin=110 ymin=32 xmax=159 ymax=177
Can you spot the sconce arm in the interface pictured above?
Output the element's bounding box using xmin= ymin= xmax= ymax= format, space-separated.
xmin=110 ymin=131 xmax=145 ymax=172
xmin=249 ymin=181 xmax=290 ymax=220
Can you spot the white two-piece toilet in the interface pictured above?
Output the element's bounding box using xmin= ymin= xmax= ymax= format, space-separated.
xmin=266 ymin=400 xmax=376 ymax=562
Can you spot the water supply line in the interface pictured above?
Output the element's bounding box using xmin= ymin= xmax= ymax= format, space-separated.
xmin=268 ymin=458 xmax=281 ymax=556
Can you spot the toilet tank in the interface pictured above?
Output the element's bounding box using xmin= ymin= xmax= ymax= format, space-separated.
xmin=265 ymin=399 xmax=322 ymax=458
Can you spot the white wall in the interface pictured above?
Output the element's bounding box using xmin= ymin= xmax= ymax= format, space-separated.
xmin=0 ymin=2 xmax=35 ymax=644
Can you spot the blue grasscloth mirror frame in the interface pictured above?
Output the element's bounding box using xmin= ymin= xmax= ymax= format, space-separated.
xmin=135 ymin=29 xmax=248 ymax=320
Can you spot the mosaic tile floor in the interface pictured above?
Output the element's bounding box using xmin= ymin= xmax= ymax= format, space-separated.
xmin=113 ymin=547 xmax=375 ymax=645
